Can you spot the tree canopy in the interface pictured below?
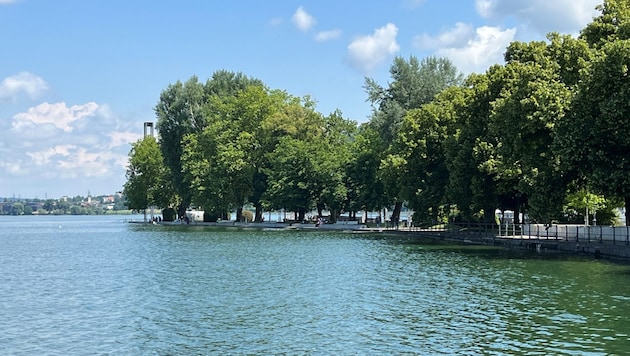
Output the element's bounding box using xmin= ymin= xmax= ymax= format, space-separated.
xmin=124 ymin=1 xmax=630 ymax=226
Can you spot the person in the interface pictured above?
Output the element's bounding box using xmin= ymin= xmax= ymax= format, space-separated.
xmin=375 ymin=215 xmax=381 ymax=228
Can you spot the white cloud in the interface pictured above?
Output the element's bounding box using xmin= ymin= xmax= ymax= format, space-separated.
xmin=414 ymin=24 xmax=516 ymax=74
xmin=315 ymin=29 xmax=342 ymax=42
xmin=1 ymin=100 xmax=140 ymax=192
xmin=347 ymin=23 xmax=400 ymax=73
xmin=475 ymin=0 xmax=600 ymax=36
xmin=12 ymin=101 xmax=99 ymax=133
xmin=26 ymin=144 xmax=75 ymax=165
xmin=292 ymin=6 xmax=316 ymax=32
xmin=56 ymin=148 xmax=118 ymax=178
xmin=108 ymin=131 xmax=143 ymax=149
xmin=414 ymin=22 xmax=475 ymax=49
xmin=0 ymin=72 xmax=49 ymax=101
xmin=0 ymin=160 xmax=28 ymax=176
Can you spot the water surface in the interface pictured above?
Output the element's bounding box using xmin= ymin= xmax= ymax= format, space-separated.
xmin=1 ymin=215 xmax=629 ymax=354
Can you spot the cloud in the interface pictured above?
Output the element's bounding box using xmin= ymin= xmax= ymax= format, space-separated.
xmin=414 ymin=22 xmax=475 ymax=49
xmin=414 ymin=24 xmax=516 ymax=74
xmin=108 ymin=131 xmax=143 ymax=149
xmin=1 ymin=101 xmax=144 ymax=195
xmin=315 ymin=29 xmax=342 ymax=42
xmin=55 ymin=148 xmax=119 ymax=178
xmin=292 ymin=6 xmax=316 ymax=32
xmin=26 ymin=144 xmax=75 ymax=165
xmin=0 ymin=72 xmax=49 ymax=101
xmin=12 ymin=101 xmax=99 ymax=133
xmin=0 ymin=102 xmax=142 ymax=186
xmin=475 ymin=0 xmax=600 ymax=36
xmin=347 ymin=23 xmax=400 ymax=73
xmin=0 ymin=160 xmax=28 ymax=176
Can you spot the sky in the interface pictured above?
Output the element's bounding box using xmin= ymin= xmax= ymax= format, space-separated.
xmin=1 ymin=0 xmax=602 ymax=199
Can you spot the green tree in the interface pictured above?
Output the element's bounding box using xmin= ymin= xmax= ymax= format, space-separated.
xmin=262 ymin=99 xmax=329 ymax=221
xmin=313 ymin=110 xmax=356 ymax=221
xmin=23 ymin=205 xmax=33 ymax=215
xmin=345 ymin=125 xmax=388 ymax=216
xmin=580 ymin=0 xmax=630 ymax=48
xmin=486 ymin=43 xmax=576 ymax=223
xmin=556 ymin=39 xmax=630 ymax=225
xmin=396 ymin=86 xmax=464 ymax=224
xmin=445 ymin=70 xmax=504 ymax=224
xmin=155 ymin=71 xmax=263 ymax=217
xmin=123 ymin=136 xmax=172 ymax=214
xmin=365 ymin=55 xmax=463 ymax=222
xmin=11 ymin=202 xmax=24 ymax=215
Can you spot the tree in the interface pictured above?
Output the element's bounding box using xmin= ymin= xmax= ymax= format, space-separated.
xmin=345 ymin=125 xmax=388 ymax=216
xmin=556 ymin=39 xmax=630 ymax=225
xmin=154 ymin=77 xmax=205 ymax=216
xmin=445 ymin=69 xmax=505 ymax=224
xmin=396 ymin=86 xmax=464 ymax=224
xmin=123 ymin=136 xmax=171 ymax=215
xmin=262 ymin=99 xmax=330 ymax=221
xmin=11 ymin=202 xmax=24 ymax=215
xmin=155 ymin=71 xmax=263 ymax=217
xmin=313 ymin=110 xmax=356 ymax=221
xmin=580 ymin=0 xmax=630 ymax=48
xmin=365 ymin=55 xmax=463 ymax=222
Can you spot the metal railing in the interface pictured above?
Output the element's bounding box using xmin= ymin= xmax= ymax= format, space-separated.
xmin=385 ymin=222 xmax=630 ymax=245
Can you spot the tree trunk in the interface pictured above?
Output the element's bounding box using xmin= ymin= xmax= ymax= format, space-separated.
xmin=391 ymin=201 xmax=403 ymax=223
xmin=236 ymin=206 xmax=243 ymax=222
xmin=330 ymin=209 xmax=338 ymax=223
xmin=626 ymin=196 xmax=630 ymax=226
xmin=483 ymin=205 xmax=496 ymax=226
xmin=254 ymin=203 xmax=263 ymax=223
xmin=177 ymin=203 xmax=187 ymax=220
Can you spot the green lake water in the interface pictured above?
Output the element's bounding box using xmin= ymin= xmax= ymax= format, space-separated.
xmin=1 ymin=215 xmax=629 ymax=355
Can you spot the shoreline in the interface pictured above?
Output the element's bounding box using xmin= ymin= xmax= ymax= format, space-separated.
xmin=132 ymin=220 xmax=630 ymax=262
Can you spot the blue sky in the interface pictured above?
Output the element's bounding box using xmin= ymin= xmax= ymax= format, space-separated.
xmin=1 ymin=0 xmax=601 ymax=199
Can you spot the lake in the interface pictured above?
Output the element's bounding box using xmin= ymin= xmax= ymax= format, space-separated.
xmin=1 ymin=215 xmax=629 ymax=354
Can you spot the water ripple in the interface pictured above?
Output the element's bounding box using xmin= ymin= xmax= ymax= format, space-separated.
xmin=1 ymin=216 xmax=630 ymax=354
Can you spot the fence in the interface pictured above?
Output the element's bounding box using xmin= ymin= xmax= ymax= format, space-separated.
xmin=508 ymin=224 xmax=630 ymax=244
xmin=388 ymin=222 xmax=630 ymax=245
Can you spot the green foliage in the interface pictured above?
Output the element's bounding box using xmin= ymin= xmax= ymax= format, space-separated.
xmin=366 ymin=55 xmax=464 ymax=221
xmin=123 ymin=136 xmax=172 ymax=211
xmin=124 ymin=3 xmax=630 ymax=227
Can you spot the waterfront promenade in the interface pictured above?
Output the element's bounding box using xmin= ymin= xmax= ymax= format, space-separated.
xmin=135 ymin=218 xmax=630 ymax=260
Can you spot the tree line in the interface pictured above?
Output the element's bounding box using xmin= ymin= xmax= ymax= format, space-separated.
xmin=124 ymin=0 xmax=630 ymax=226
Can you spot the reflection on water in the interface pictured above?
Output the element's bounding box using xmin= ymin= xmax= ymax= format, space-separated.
xmin=1 ymin=215 xmax=629 ymax=354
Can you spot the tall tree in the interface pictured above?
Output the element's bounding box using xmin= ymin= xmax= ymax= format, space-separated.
xmin=365 ymin=56 xmax=463 ymax=222
xmin=556 ymin=39 xmax=630 ymax=225
xmin=580 ymin=0 xmax=630 ymax=48
xmin=345 ymin=125 xmax=388 ymax=217
xmin=154 ymin=76 xmax=206 ymax=217
xmin=123 ymin=136 xmax=172 ymax=214
xmin=155 ymin=71 xmax=263 ymax=217
xmin=445 ymin=69 xmax=504 ymax=223
xmin=396 ymin=86 xmax=464 ymax=224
